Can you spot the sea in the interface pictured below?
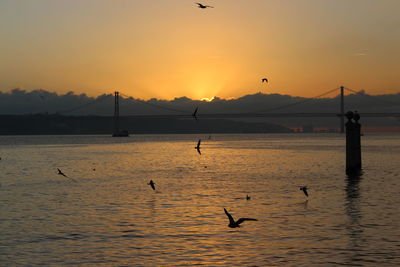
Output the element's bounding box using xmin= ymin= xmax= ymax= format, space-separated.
xmin=0 ymin=133 xmax=399 ymax=266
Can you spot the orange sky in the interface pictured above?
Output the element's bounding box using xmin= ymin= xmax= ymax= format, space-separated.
xmin=0 ymin=0 xmax=399 ymax=100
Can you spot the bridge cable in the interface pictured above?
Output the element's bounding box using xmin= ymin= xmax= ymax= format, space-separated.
xmin=250 ymin=87 xmax=340 ymax=113
xmin=119 ymin=93 xmax=191 ymax=114
xmin=344 ymin=87 xmax=400 ymax=107
xmin=57 ymin=95 xmax=112 ymax=114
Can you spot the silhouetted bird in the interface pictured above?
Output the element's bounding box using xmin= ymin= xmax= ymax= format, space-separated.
xmin=195 ymin=139 xmax=202 ymax=155
xmin=148 ymin=180 xmax=156 ymax=190
xmin=300 ymin=186 xmax=308 ymax=197
xmin=92 ymin=168 xmax=96 ymax=171
xmin=192 ymin=107 xmax=198 ymax=121
xmin=57 ymin=168 xmax=77 ymax=182
xmin=246 ymin=195 xmax=251 ymax=200
xmin=57 ymin=168 xmax=67 ymax=177
xmin=354 ymin=110 xmax=360 ymax=122
xmin=224 ymin=208 xmax=257 ymax=228
xmin=196 ymin=3 xmax=213 ymax=9
xmin=262 ymin=78 xmax=268 ymax=83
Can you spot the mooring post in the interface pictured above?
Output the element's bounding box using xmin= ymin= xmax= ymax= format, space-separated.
xmin=340 ymin=86 xmax=345 ymax=133
xmin=345 ymin=111 xmax=362 ymax=174
xmin=113 ymin=91 xmax=120 ymax=137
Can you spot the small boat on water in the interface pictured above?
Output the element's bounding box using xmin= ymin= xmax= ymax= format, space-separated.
xmin=112 ymin=130 xmax=129 ymax=137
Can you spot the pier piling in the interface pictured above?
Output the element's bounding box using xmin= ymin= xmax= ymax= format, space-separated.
xmin=345 ymin=111 xmax=362 ymax=174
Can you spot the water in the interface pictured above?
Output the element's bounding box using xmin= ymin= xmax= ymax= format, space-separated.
xmin=0 ymin=133 xmax=399 ymax=266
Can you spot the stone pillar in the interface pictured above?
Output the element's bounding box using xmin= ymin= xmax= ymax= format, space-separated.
xmin=346 ymin=111 xmax=362 ymax=174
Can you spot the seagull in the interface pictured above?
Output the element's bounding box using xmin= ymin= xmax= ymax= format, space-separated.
xmin=192 ymin=107 xmax=198 ymax=121
xmin=354 ymin=110 xmax=360 ymax=122
xmin=224 ymin=208 xmax=257 ymax=228
xmin=195 ymin=139 xmax=201 ymax=155
xmin=148 ymin=180 xmax=156 ymax=191
xmin=262 ymin=78 xmax=268 ymax=83
xmin=57 ymin=168 xmax=67 ymax=177
xmin=57 ymin=168 xmax=77 ymax=182
xmin=196 ymin=3 xmax=214 ymax=9
xmin=300 ymin=186 xmax=309 ymax=197
xmin=246 ymin=195 xmax=251 ymax=200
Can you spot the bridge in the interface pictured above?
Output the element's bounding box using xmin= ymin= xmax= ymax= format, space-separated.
xmin=58 ymin=86 xmax=400 ymax=136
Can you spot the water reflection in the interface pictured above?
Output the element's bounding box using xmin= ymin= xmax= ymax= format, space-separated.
xmin=345 ymin=172 xmax=365 ymax=264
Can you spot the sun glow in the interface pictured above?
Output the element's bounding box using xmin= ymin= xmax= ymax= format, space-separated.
xmin=201 ymin=96 xmax=215 ymax=102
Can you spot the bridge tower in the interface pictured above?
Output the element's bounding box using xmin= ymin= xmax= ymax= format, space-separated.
xmin=112 ymin=91 xmax=129 ymax=137
xmin=340 ymin=86 xmax=345 ymax=133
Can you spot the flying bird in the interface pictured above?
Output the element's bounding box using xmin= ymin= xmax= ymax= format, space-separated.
xmin=192 ymin=107 xmax=198 ymax=121
xmin=148 ymin=180 xmax=156 ymax=191
xmin=57 ymin=168 xmax=67 ymax=177
xmin=57 ymin=168 xmax=77 ymax=182
xmin=246 ymin=195 xmax=251 ymax=200
xmin=224 ymin=208 xmax=257 ymax=228
xmin=262 ymin=78 xmax=268 ymax=83
xmin=300 ymin=186 xmax=309 ymax=197
xmin=196 ymin=3 xmax=214 ymax=9
xmin=195 ymin=139 xmax=201 ymax=155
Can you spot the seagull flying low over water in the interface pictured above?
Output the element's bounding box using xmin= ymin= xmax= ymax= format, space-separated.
xmin=148 ymin=180 xmax=156 ymax=190
xmin=300 ymin=186 xmax=309 ymax=197
xmin=224 ymin=208 xmax=257 ymax=228
xmin=195 ymin=139 xmax=202 ymax=155
xmin=192 ymin=107 xmax=198 ymax=121
xmin=57 ymin=168 xmax=77 ymax=182
xmin=57 ymin=168 xmax=67 ymax=177
xmin=196 ymin=3 xmax=213 ymax=9
xmin=262 ymin=78 xmax=268 ymax=83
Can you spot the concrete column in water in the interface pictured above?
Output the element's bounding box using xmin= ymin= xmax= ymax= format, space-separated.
xmin=345 ymin=111 xmax=362 ymax=174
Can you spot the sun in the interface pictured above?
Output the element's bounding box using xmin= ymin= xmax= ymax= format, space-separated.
xmin=201 ymin=96 xmax=215 ymax=102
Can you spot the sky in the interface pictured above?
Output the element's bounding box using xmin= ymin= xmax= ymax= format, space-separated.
xmin=1 ymin=0 xmax=399 ymax=100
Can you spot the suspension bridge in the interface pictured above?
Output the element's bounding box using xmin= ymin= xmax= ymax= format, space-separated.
xmin=56 ymin=86 xmax=400 ymax=136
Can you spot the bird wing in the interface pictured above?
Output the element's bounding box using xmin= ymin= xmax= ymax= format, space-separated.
xmin=224 ymin=208 xmax=236 ymax=225
xmin=197 ymin=148 xmax=201 ymax=155
xmin=303 ymin=188 xmax=308 ymax=197
xmin=197 ymin=139 xmax=201 ymax=147
xmin=193 ymin=107 xmax=198 ymax=116
xmin=236 ymin=218 xmax=258 ymax=225
xmin=151 ymin=184 xmax=155 ymax=190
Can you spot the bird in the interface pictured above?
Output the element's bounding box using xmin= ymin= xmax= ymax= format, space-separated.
xmin=196 ymin=3 xmax=213 ymax=9
xmin=246 ymin=195 xmax=251 ymax=200
xmin=195 ymin=139 xmax=201 ymax=155
xmin=300 ymin=186 xmax=309 ymax=197
xmin=354 ymin=110 xmax=360 ymax=122
xmin=192 ymin=107 xmax=198 ymax=121
xmin=262 ymin=78 xmax=268 ymax=83
xmin=224 ymin=208 xmax=257 ymax=228
xmin=57 ymin=168 xmax=67 ymax=177
xmin=57 ymin=168 xmax=77 ymax=182
xmin=148 ymin=180 xmax=156 ymax=190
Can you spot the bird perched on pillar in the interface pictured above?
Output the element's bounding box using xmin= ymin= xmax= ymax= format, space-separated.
xmin=353 ymin=110 xmax=360 ymax=122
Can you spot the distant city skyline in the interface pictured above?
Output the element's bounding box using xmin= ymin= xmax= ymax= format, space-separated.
xmin=1 ymin=0 xmax=399 ymax=99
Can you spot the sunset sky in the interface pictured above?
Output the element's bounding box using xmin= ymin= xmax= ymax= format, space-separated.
xmin=0 ymin=0 xmax=399 ymax=100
